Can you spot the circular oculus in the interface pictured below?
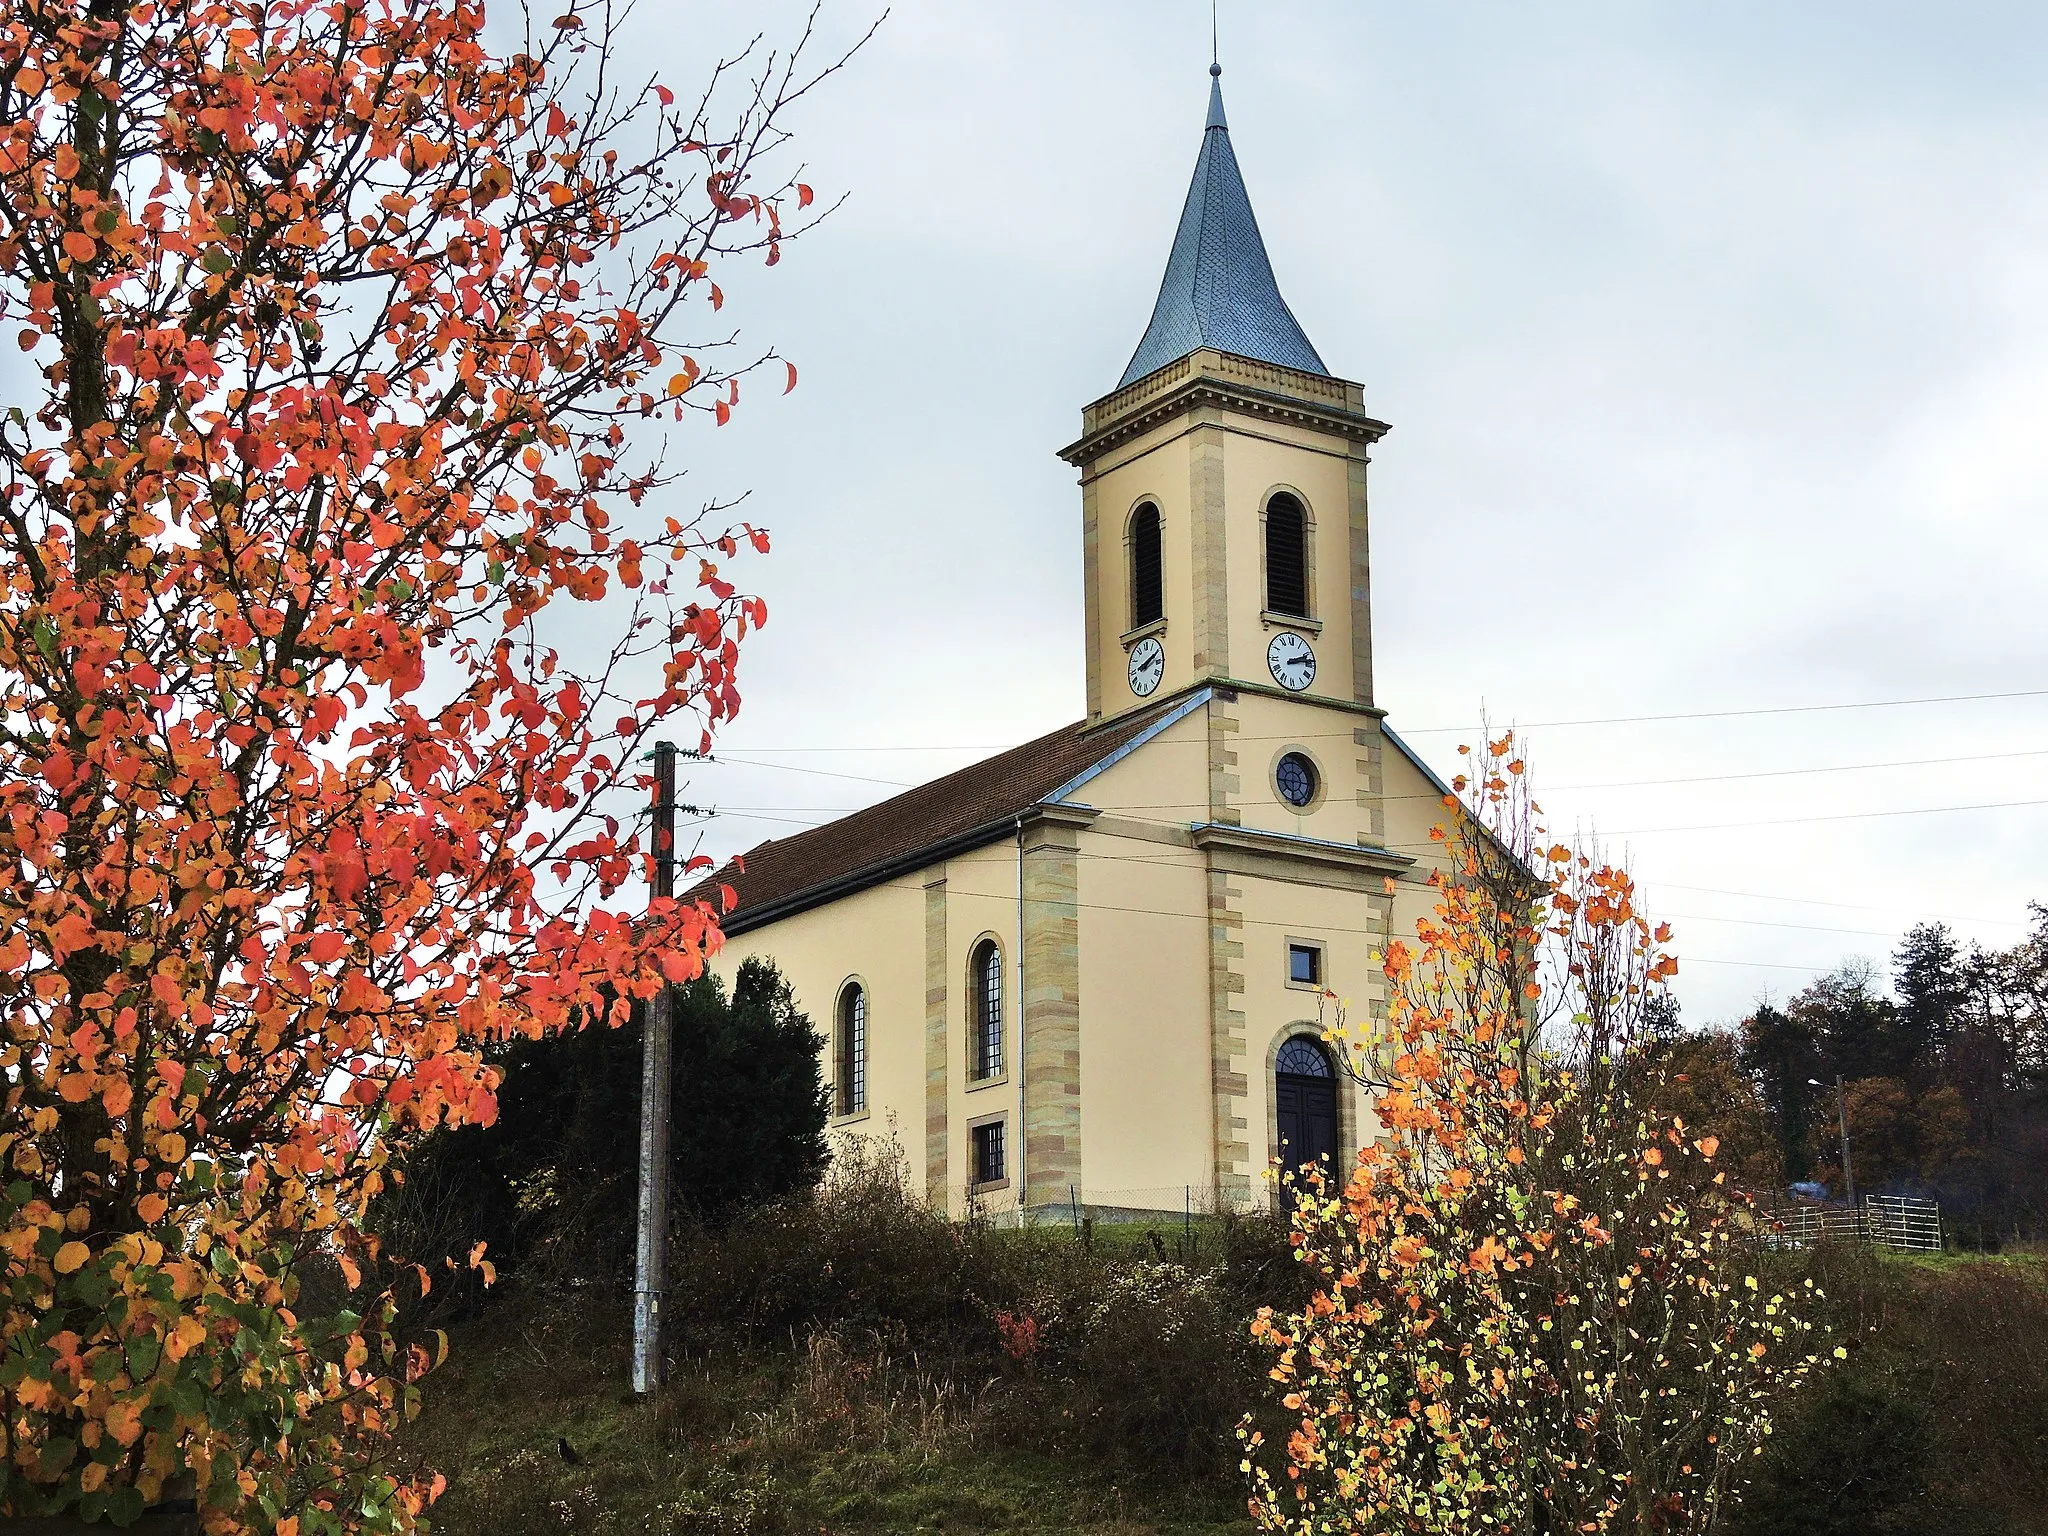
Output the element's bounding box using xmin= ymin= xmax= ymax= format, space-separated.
xmin=1276 ymin=751 xmax=1318 ymax=808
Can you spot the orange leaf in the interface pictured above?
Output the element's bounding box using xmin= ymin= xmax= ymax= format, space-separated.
xmin=106 ymin=1397 xmax=146 ymax=1447
xmin=54 ymin=1240 xmax=90 ymax=1275
xmin=62 ymin=231 xmax=96 ymax=262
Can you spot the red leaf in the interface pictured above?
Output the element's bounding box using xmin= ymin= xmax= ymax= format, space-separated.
xmin=654 ymin=84 xmax=674 ymax=108
xmin=783 ymin=361 xmax=798 ymax=394
xmin=714 ymin=399 xmax=731 ymax=426
xmin=796 ymin=183 xmax=814 ymax=208
xmin=327 ymin=826 xmax=367 ymax=903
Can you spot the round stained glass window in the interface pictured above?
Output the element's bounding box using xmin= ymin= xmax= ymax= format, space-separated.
xmin=1275 ymin=751 xmax=1318 ymax=809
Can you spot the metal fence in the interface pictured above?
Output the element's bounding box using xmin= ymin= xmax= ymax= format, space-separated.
xmin=1862 ymin=1194 xmax=1943 ymax=1252
xmin=1764 ymin=1194 xmax=1943 ymax=1253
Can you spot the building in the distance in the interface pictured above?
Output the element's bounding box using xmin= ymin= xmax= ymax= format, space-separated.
xmin=706 ymin=67 xmax=1458 ymax=1220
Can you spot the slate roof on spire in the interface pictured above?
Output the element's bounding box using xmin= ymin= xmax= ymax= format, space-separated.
xmin=1118 ymin=68 xmax=1328 ymax=388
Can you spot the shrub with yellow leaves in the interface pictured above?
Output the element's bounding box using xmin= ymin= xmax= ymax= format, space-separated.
xmin=1243 ymin=737 xmax=1837 ymax=1536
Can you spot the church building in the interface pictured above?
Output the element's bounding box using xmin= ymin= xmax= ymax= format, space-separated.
xmin=707 ymin=68 xmax=1458 ymax=1220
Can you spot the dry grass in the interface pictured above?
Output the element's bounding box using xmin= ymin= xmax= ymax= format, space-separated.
xmin=399 ymin=1281 xmax=1254 ymax=1536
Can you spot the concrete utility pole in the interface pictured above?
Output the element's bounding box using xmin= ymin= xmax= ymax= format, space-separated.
xmin=631 ymin=741 xmax=677 ymax=1397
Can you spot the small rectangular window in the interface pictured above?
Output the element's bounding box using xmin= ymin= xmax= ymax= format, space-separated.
xmin=972 ymin=1119 xmax=1006 ymax=1188
xmin=1289 ymin=943 xmax=1322 ymax=987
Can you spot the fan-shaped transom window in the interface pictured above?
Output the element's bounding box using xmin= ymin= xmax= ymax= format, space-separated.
xmin=1129 ymin=503 xmax=1164 ymax=629
xmin=970 ymin=939 xmax=1003 ymax=1080
xmin=836 ymin=982 xmax=867 ymax=1116
xmin=1276 ymin=1036 xmax=1332 ymax=1079
xmin=1264 ymin=493 xmax=1309 ymax=618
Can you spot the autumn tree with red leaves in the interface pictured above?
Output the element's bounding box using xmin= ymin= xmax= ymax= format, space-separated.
xmin=0 ymin=0 xmax=854 ymax=1526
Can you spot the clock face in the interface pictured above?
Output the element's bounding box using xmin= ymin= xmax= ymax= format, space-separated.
xmin=1267 ymin=630 xmax=1317 ymax=692
xmin=1127 ymin=635 xmax=1165 ymax=697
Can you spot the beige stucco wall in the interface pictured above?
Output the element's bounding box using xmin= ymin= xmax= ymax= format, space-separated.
xmin=1056 ymin=707 xmax=1216 ymax=1211
xmin=708 ymin=691 xmax=1469 ymax=1221
xmin=709 ymin=867 xmax=942 ymax=1186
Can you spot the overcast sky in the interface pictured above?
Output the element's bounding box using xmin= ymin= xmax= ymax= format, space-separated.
xmin=628 ymin=1 xmax=2048 ymax=1025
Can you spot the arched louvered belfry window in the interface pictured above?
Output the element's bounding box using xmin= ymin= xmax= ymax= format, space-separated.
xmin=1129 ymin=502 xmax=1164 ymax=628
xmin=1264 ymin=493 xmax=1309 ymax=618
xmin=836 ymin=981 xmax=867 ymax=1116
xmin=970 ymin=938 xmax=1003 ymax=1080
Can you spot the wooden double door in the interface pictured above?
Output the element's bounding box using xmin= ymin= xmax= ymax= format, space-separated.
xmin=1275 ymin=1037 xmax=1338 ymax=1181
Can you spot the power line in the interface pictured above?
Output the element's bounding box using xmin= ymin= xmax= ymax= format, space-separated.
xmin=689 ymin=741 xmax=2048 ymax=815
xmin=700 ymin=686 xmax=2048 ymax=754
xmin=718 ymin=867 xmax=1860 ymax=979
xmin=682 ymin=815 xmax=2019 ymax=949
xmin=1397 ymin=687 xmax=2048 ymax=735
xmin=1551 ymin=746 xmax=2048 ymax=792
xmin=693 ymin=791 xmax=2048 ymax=842
xmin=1641 ymin=878 xmax=2030 ymax=929
xmin=703 ymin=754 xmax=914 ymax=789
xmin=1600 ymin=795 xmax=2048 ymax=836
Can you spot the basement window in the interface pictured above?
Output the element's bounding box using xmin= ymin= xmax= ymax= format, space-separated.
xmin=971 ymin=1119 xmax=1007 ymax=1189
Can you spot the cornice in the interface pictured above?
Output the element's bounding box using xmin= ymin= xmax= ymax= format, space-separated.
xmin=1190 ymin=821 xmax=1415 ymax=877
xmin=1060 ymin=354 xmax=1391 ymax=469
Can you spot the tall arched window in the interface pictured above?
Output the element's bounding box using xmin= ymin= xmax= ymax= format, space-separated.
xmin=970 ymin=938 xmax=1003 ymax=1080
xmin=1264 ymin=493 xmax=1309 ymax=618
xmin=835 ymin=981 xmax=867 ymax=1116
xmin=1129 ymin=502 xmax=1164 ymax=628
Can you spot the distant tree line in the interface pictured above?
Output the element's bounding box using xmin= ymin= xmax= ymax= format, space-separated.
xmin=1649 ymin=910 xmax=2048 ymax=1244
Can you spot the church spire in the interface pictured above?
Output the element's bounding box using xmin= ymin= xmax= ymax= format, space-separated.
xmin=1117 ymin=66 xmax=1329 ymax=389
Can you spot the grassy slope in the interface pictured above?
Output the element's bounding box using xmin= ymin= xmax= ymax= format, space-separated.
xmin=1725 ymin=1247 xmax=2048 ymax=1536
xmin=397 ymin=1227 xmax=2048 ymax=1536
xmin=400 ymin=1289 xmax=1252 ymax=1536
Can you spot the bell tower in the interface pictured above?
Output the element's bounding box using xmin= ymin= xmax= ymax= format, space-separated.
xmin=1060 ymin=67 xmax=1389 ymax=727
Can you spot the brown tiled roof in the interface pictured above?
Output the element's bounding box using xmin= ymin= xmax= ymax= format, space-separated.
xmin=699 ymin=695 xmax=1192 ymax=934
